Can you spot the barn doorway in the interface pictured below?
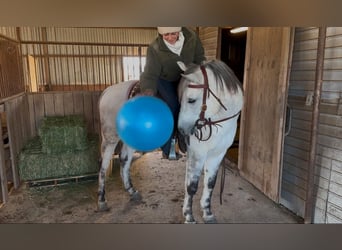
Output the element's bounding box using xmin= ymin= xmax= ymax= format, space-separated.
xmin=220 ymin=27 xmax=247 ymax=167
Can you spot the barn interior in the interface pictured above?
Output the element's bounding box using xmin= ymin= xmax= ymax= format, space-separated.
xmin=0 ymin=26 xmax=341 ymax=224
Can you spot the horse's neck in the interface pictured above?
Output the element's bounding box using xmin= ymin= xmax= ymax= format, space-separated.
xmin=213 ymin=85 xmax=243 ymax=119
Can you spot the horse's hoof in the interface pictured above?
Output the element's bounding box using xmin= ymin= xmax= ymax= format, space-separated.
xmin=130 ymin=191 xmax=142 ymax=202
xmin=96 ymin=201 xmax=110 ymax=212
xmin=203 ymin=215 xmax=217 ymax=224
xmin=184 ymin=220 xmax=197 ymax=224
xmin=184 ymin=214 xmax=196 ymax=224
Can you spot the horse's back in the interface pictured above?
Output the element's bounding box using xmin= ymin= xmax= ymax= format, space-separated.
xmin=99 ymin=80 xmax=137 ymax=117
xmin=99 ymin=80 xmax=138 ymax=141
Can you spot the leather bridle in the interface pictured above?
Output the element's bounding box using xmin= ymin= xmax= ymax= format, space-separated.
xmin=187 ymin=66 xmax=240 ymax=141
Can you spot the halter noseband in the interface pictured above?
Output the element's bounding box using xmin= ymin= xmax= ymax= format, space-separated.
xmin=187 ymin=66 xmax=240 ymax=141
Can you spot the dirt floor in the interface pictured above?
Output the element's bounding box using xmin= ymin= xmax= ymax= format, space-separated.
xmin=0 ymin=150 xmax=303 ymax=224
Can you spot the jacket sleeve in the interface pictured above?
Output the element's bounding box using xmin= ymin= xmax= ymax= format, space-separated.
xmin=139 ymin=44 xmax=162 ymax=94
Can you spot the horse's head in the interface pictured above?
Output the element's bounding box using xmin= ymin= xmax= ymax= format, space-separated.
xmin=177 ymin=60 xmax=243 ymax=140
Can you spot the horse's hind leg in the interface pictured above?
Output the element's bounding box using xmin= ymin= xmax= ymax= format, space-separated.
xmin=120 ymin=144 xmax=141 ymax=201
xmin=97 ymin=141 xmax=116 ymax=211
xmin=200 ymin=152 xmax=225 ymax=223
xmin=183 ymin=153 xmax=205 ymax=223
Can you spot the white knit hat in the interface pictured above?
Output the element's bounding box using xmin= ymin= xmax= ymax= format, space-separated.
xmin=157 ymin=27 xmax=182 ymax=35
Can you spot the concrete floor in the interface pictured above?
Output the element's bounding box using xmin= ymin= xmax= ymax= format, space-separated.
xmin=0 ymin=150 xmax=303 ymax=223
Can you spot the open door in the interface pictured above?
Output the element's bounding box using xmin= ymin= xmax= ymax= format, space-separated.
xmin=238 ymin=27 xmax=294 ymax=202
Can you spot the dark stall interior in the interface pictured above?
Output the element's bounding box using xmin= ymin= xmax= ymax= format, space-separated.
xmin=220 ymin=27 xmax=247 ymax=166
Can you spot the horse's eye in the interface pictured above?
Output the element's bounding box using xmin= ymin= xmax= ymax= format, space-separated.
xmin=188 ymin=98 xmax=196 ymax=104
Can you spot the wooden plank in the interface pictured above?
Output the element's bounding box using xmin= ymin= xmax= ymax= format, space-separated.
xmin=332 ymin=160 xmax=342 ymax=174
xmin=318 ymin=134 xmax=342 ymax=149
xmin=314 ymin=185 xmax=329 ymax=202
xmin=286 ymin=127 xmax=311 ymax=141
xmin=32 ymin=94 xmax=45 ymax=132
xmin=26 ymin=173 xmax=98 ymax=188
xmin=288 ymin=81 xmax=315 ymax=92
xmin=282 ymin=180 xmax=306 ymax=200
xmin=4 ymin=100 xmax=20 ymax=188
xmin=291 ymin=119 xmax=312 ymax=131
xmin=330 ymin=171 xmax=342 ymax=186
xmin=322 ymin=81 xmax=342 ymax=93
xmin=314 ymin=176 xmax=330 ymax=190
xmin=318 ymin=124 xmax=342 ymax=139
xmin=294 ymin=28 xmax=319 ymax=42
xmin=18 ymin=95 xmax=31 ymax=144
xmin=92 ymin=91 xmax=101 ymax=135
xmin=326 ymin=213 xmax=342 ymax=223
xmin=280 ymin=189 xmax=305 ymax=217
xmin=284 ymin=145 xmax=309 ymax=161
xmin=63 ymin=92 xmax=74 ymax=115
xmin=293 ymin=39 xmax=318 ymax=51
xmin=325 ymin=36 xmax=342 ymax=49
xmin=0 ymin=115 xmax=8 ymax=202
xmin=314 ymin=165 xmax=331 ymax=180
xmin=323 ymin=69 xmax=342 ymax=81
xmin=282 ymin=169 xmax=307 ymax=190
xmin=327 ymin=202 xmax=342 ymax=223
xmin=317 ymin=145 xmax=342 ymax=162
xmin=27 ymin=94 xmax=37 ymax=137
xmin=326 ymin=27 xmax=342 ymax=37
xmin=284 ymin=136 xmax=310 ymax=151
xmin=83 ymin=92 xmax=94 ymax=133
xmin=289 ymin=70 xmax=317 ymax=81
xmin=73 ymin=92 xmax=84 ymax=115
xmin=282 ymin=160 xmax=308 ymax=180
xmin=43 ymin=93 xmax=55 ymax=116
xmin=291 ymin=60 xmax=317 ymax=71
xmin=324 ymin=58 xmax=342 ymax=70
xmin=324 ymin=47 xmax=342 ymax=59
xmin=292 ymin=49 xmax=318 ymax=61
xmin=292 ymin=109 xmax=313 ymax=121
xmin=53 ymin=92 xmax=64 ymax=116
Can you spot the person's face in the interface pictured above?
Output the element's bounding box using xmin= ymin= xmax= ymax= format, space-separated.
xmin=162 ymin=32 xmax=179 ymax=45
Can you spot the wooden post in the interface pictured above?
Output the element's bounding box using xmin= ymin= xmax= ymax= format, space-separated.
xmin=304 ymin=27 xmax=326 ymax=223
xmin=0 ymin=104 xmax=9 ymax=203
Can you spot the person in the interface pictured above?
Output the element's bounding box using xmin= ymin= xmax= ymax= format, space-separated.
xmin=140 ymin=27 xmax=206 ymax=160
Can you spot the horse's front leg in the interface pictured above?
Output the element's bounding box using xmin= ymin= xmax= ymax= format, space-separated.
xmin=183 ymin=151 xmax=205 ymax=223
xmin=200 ymin=151 xmax=225 ymax=223
xmin=120 ymin=144 xmax=141 ymax=201
xmin=97 ymin=141 xmax=116 ymax=211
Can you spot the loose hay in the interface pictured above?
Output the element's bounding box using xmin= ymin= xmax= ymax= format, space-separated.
xmin=18 ymin=115 xmax=100 ymax=181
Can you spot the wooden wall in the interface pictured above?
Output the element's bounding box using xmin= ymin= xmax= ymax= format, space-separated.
xmin=281 ymin=27 xmax=342 ymax=223
xmin=280 ymin=27 xmax=318 ymax=218
xmin=1 ymin=93 xmax=32 ymax=202
xmin=0 ymin=37 xmax=25 ymax=100
xmin=0 ymin=91 xmax=101 ymax=203
xmin=198 ymin=27 xmax=220 ymax=60
xmin=27 ymin=91 xmax=101 ymax=137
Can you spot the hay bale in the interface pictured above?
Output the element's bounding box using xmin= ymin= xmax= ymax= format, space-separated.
xmin=38 ymin=115 xmax=88 ymax=154
xmin=18 ymin=135 xmax=100 ymax=181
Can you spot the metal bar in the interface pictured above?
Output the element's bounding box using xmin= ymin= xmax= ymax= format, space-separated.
xmin=304 ymin=26 xmax=326 ymax=224
xmin=20 ymin=40 xmax=148 ymax=47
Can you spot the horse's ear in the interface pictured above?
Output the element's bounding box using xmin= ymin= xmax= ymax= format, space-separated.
xmin=177 ymin=61 xmax=187 ymax=72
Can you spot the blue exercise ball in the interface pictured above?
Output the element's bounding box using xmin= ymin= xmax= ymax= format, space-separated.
xmin=116 ymin=96 xmax=174 ymax=152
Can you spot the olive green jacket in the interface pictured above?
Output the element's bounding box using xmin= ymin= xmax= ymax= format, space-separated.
xmin=140 ymin=27 xmax=206 ymax=94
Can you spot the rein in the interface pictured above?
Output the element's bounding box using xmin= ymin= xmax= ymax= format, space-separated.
xmin=187 ymin=66 xmax=240 ymax=141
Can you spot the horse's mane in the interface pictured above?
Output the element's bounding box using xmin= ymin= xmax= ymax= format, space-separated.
xmin=182 ymin=60 xmax=243 ymax=94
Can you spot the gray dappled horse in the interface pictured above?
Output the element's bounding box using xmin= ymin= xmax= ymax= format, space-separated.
xmin=97 ymin=60 xmax=243 ymax=223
